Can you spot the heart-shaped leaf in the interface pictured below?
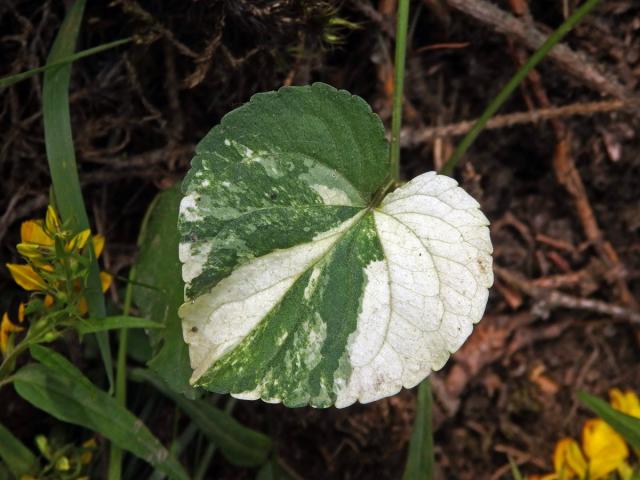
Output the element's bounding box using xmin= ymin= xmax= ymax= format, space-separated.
xmin=178 ymin=83 xmax=493 ymax=408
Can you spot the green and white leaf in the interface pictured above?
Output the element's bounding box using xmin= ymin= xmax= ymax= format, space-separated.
xmin=178 ymin=83 xmax=493 ymax=408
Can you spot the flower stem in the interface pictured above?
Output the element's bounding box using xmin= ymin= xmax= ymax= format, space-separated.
xmin=440 ymin=0 xmax=604 ymax=176
xmin=390 ymin=0 xmax=410 ymax=184
xmin=107 ymin=266 xmax=136 ymax=480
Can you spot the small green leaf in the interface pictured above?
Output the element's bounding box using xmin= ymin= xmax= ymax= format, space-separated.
xmin=402 ymin=380 xmax=434 ymax=480
xmin=0 ymin=422 xmax=38 ymax=478
xmin=578 ymin=391 xmax=640 ymax=449
xmin=13 ymin=350 xmax=189 ymax=480
xmin=75 ymin=315 xmax=164 ymax=335
xmin=132 ymin=368 xmax=271 ymax=468
xmin=179 ymin=83 xmax=493 ymax=408
xmin=133 ymin=186 xmax=197 ymax=398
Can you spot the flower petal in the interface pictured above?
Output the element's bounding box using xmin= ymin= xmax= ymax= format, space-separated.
xmin=18 ymin=303 xmax=25 ymax=323
xmin=45 ymin=205 xmax=61 ymax=233
xmin=92 ymin=234 xmax=105 ymax=258
xmin=78 ymin=297 xmax=88 ymax=315
xmin=553 ymin=437 xmax=585 ymax=478
xmin=44 ymin=295 xmax=54 ymax=307
xmin=66 ymin=229 xmax=91 ymax=252
xmin=609 ymin=388 xmax=640 ymax=418
xmin=6 ymin=264 xmax=47 ymax=291
xmin=582 ymin=418 xmax=628 ymax=479
xmin=100 ymin=271 xmax=112 ymax=292
xmin=1 ymin=312 xmax=24 ymax=354
xmin=16 ymin=242 xmax=50 ymax=262
xmin=20 ymin=220 xmax=53 ymax=245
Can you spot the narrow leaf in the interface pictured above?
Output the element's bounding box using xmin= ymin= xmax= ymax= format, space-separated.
xmin=0 ymin=38 xmax=130 ymax=89
xmin=0 ymin=422 xmax=38 ymax=478
xmin=76 ymin=316 xmax=164 ymax=334
xmin=578 ymin=391 xmax=640 ymax=449
xmin=43 ymin=0 xmax=112 ymax=387
xmin=29 ymin=345 xmax=92 ymax=387
xmin=402 ymin=380 xmax=434 ymax=480
xmin=13 ymin=354 xmax=189 ymax=480
xmin=132 ymin=368 xmax=271 ymax=468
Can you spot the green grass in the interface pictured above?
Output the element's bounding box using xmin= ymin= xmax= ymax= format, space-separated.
xmin=42 ymin=0 xmax=114 ymax=390
xmin=0 ymin=38 xmax=130 ymax=89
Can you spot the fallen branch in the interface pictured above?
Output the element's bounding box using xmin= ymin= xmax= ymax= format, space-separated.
xmin=441 ymin=0 xmax=631 ymax=100
xmin=495 ymin=266 xmax=640 ymax=323
xmin=552 ymin=138 xmax=636 ymax=307
xmin=401 ymin=99 xmax=627 ymax=145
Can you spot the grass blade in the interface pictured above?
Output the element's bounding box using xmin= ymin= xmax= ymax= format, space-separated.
xmin=132 ymin=368 xmax=272 ymax=468
xmin=402 ymin=379 xmax=434 ymax=480
xmin=75 ymin=316 xmax=164 ymax=335
xmin=509 ymin=457 xmax=525 ymax=480
xmin=0 ymin=422 xmax=38 ymax=478
xmin=0 ymin=38 xmax=130 ymax=89
xmin=42 ymin=0 xmax=113 ymax=387
xmin=14 ymin=348 xmax=189 ymax=480
xmin=441 ymin=0 xmax=604 ymax=175
xmin=578 ymin=391 xmax=640 ymax=449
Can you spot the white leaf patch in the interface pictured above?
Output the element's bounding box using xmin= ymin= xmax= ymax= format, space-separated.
xmin=333 ymin=172 xmax=493 ymax=406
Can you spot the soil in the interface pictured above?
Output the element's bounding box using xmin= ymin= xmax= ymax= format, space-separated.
xmin=1 ymin=1 xmax=639 ymax=479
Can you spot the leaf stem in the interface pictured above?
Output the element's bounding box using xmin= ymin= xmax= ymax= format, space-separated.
xmin=390 ymin=0 xmax=410 ymax=183
xmin=440 ymin=0 xmax=604 ymax=176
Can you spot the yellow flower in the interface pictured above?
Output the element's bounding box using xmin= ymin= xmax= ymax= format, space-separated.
xmin=45 ymin=205 xmax=61 ymax=234
xmin=609 ymin=388 xmax=640 ymax=418
xmin=530 ymin=419 xmax=631 ymax=480
xmin=6 ymin=206 xmax=110 ymax=315
xmin=1 ymin=311 xmax=24 ymax=354
xmin=80 ymin=438 xmax=97 ymax=465
xmin=582 ymin=418 xmax=629 ymax=478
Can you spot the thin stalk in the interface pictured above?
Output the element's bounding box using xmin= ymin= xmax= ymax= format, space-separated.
xmin=107 ymin=272 xmax=135 ymax=480
xmin=441 ymin=0 xmax=604 ymax=175
xmin=0 ymin=38 xmax=131 ymax=89
xmin=193 ymin=443 xmax=216 ymax=480
xmin=0 ymin=376 xmax=15 ymax=389
xmin=0 ymin=309 xmax=65 ymax=380
xmin=390 ymin=0 xmax=410 ymax=183
xmin=108 ymin=181 xmax=158 ymax=479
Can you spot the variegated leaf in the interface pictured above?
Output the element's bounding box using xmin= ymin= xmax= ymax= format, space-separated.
xmin=178 ymin=83 xmax=493 ymax=408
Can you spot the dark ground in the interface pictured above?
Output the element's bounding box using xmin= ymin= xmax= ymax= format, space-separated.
xmin=1 ymin=1 xmax=639 ymax=479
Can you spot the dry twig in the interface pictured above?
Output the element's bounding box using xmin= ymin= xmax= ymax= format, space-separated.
xmin=401 ymin=99 xmax=629 ymax=145
xmin=441 ymin=0 xmax=631 ymax=100
xmin=495 ymin=266 xmax=640 ymax=323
